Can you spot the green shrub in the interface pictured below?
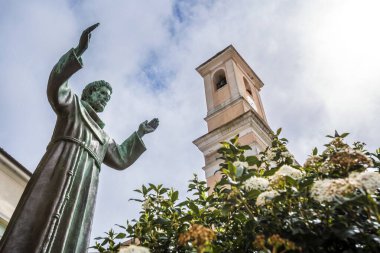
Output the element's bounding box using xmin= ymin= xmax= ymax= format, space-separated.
xmin=92 ymin=130 xmax=380 ymax=253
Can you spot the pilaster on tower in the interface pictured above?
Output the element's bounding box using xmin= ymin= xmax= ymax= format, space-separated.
xmin=193 ymin=45 xmax=273 ymax=192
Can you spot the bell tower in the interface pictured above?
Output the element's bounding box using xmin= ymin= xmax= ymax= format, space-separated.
xmin=193 ymin=45 xmax=272 ymax=191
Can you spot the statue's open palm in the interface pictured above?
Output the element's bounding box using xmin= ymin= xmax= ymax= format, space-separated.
xmin=138 ymin=118 xmax=159 ymax=137
xmin=75 ymin=23 xmax=99 ymax=56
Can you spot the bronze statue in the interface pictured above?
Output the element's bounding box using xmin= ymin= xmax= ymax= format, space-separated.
xmin=0 ymin=23 xmax=159 ymax=253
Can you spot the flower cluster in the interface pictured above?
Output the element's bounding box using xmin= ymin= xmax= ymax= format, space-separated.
xmin=242 ymin=164 xmax=304 ymax=206
xmin=178 ymin=224 xmax=215 ymax=252
xmin=269 ymin=165 xmax=304 ymax=185
xmin=349 ymin=171 xmax=380 ymax=193
xmin=330 ymin=148 xmax=373 ymax=168
xmin=258 ymin=144 xmax=296 ymax=170
xmin=119 ymin=245 xmax=150 ymax=253
xmin=256 ymin=190 xmax=280 ymax=206
xmin=310 ymin=170 xmax=380 ymax=203
xmin=242 ymin=176 xmax=270 ymax=191
xmin=253 ymin=234 xmax=300 ymax=252
xmin=310 ymin=178 xmax=354 ymax=202
xmin=304 ymin=155 xmax=323 ymax=168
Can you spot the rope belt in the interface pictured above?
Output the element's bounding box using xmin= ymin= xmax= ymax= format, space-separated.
xmin=49 ymin=136 xmax=102 ymax=167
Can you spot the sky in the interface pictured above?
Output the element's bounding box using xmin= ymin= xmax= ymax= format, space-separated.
xmin=1 ymin=0 xmax=380 ymax=248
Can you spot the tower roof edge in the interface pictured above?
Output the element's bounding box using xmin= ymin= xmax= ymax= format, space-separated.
xmin=195 ymin=45 xmax=264 ymax=88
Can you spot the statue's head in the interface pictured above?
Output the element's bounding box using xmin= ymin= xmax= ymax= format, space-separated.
xmin=81 ymin=80 xmax=112 ymax=112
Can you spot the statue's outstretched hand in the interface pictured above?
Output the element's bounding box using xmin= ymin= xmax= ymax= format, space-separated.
xmin=137 ymin=118 xmax=159 ymax=138
xmin=75 ymin=23 xmax=99 ymax=56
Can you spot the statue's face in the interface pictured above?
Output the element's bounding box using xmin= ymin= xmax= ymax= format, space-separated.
xmin=87 ymin=86 xmax=111 ymax=112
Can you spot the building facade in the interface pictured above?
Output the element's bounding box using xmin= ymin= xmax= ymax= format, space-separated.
xmin=0 ymin=148 xmax=31 ymax=239
xmin=193 ymin=45 xmax=272 ymax=191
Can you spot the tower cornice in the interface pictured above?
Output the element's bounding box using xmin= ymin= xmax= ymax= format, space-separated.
xmin=196 ymin=45 xmax=264 ymax=90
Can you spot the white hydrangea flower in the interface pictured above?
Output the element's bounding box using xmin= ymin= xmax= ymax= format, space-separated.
xmin=256 ymin=190 xmax=280 ymax=206
xmin=269 ymin=161 xmax=278 ymax=169
xmin=310 ymin=178 xmax=354 ymax=203
xmin=266 ymin=150 xmax=276 ymax=160
xmin=142 ymin=198 xmax=152 ymax=210
xmin=119 ymin=245 xmax=150 ymax=253
xmin=348 ymin=171 xmax=380 ymax=193
xmin=243 ymin=176 xmax=270 ymax=191
xmin=278 ymin=165 xmax=303 ymax=178
xmin=304 ymin=155 xmax=323 ymax=168
xmin=351 ymin=149 xmax=374 ymax=167
xmin=282 ymin=151 xmax=294 ymax=158
xmin=269 ymin=165 xmax=304 ymax=184
xmin=317 ymin=162 xmax=331 ymax=174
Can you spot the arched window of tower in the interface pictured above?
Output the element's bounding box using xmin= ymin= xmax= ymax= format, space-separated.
xmin=213 ymin=69 xmax=227 ymax=90
xmin=244 ymin=77 xmax=258 ymax=111
xmin=244 ymin=77 xmax=253 ymax=96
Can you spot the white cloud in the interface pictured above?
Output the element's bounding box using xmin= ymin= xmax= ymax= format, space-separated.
xmin=0 ymin=0 xmax=379 ymax=249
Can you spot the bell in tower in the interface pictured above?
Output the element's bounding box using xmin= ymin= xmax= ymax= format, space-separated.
xmin=193 ymin=45 xmax=273 ymax=191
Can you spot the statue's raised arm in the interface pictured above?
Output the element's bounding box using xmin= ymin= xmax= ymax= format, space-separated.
xmin=47 ymin=23 xmax=99 ymax=113
xmin=74 ymin=23 xmax=99 ymax=57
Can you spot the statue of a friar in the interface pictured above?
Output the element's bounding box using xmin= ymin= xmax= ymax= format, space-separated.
xmin=0 ymin=23 xmax=159 ymax=253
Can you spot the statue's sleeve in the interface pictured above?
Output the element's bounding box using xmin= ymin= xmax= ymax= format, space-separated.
xmin=103 ymin=132 xmax=147 ymax=170
xmin=47 ymin=48 xmax=83 ymax=113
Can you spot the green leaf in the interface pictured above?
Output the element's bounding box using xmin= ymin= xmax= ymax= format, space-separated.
xmin=285 ymin=175 xmax=297 ymax=187
xmin=229 ymin=135 xmax=239 ymax=145
xmin=276 ymin=128 xmax=282 ymax=135
xmin=263 ymin=167 xmax=279 ymax=177
xmin=129 ymin=198 xmax=143 ymax=202
xmin=115 ymin=224 xmax=126 ymax=230
xmin=156 ymin=217 xmax=170 ymax=225
xmin=228 ymin=162 xmax=237 ymax=177
xmin=299 ymin=177 xmax=314 ymax=188
xmin=246 ymin=189 xmax=261 ymax=199
xmin=115 ymin=233 xmax=126 ymax=239
xmin=149 ymin=183 xmax=157 ymax=191
xmin=159 ymin=188 xmax=168 ymax=195
xmin=240 ymin=145 xmax=252 ymax=150
xmin=246 ymin=156 xmax=260 ymax=165
xmin=312 ymin=147 xmax=318 ymax=156
xmin=188 ymin=202 xmax=200 ymax=215
xmin=142 ymin=185 xmax=148 ymax=195
xmin=171 ymin=191 xmax=179 ymax=202
xmin=101 ymin=238 xmax=109 ymax=246
xmin=230 ymin=144 xmax=239 ymax=154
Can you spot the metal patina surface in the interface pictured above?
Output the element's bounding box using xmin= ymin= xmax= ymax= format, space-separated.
xmin=0 ymin=24 xmax=159 ymax=253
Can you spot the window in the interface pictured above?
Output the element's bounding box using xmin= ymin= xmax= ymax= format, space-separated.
xmin=213 ymin=69 xmax=227 ymax=90
xmin=244 ymin=77 xmax=252 ymax=96
xmin=244 ymin=77 xmax=258 ymax=111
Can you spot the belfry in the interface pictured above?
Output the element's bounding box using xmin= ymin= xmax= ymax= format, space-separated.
xmin=193 ymin=45 xmax=272 ymax=191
